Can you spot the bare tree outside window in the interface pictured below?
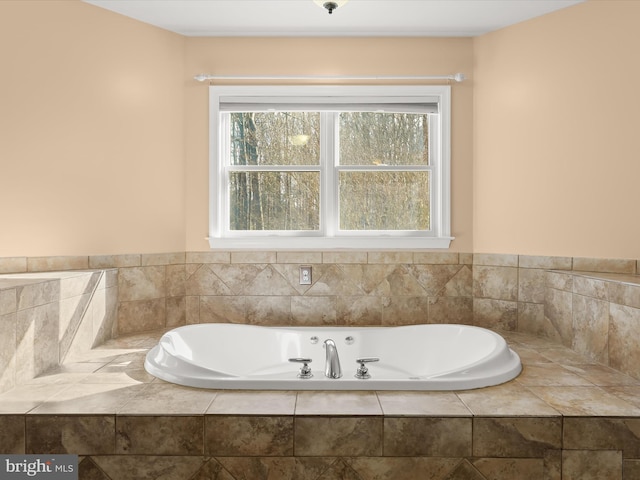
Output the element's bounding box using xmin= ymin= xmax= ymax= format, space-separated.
xmin=227 ymin=111 xmax=430 ymax=232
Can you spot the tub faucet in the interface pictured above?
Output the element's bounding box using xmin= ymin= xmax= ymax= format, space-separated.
xmin=323 ymin=339 xmax=342 ymax=379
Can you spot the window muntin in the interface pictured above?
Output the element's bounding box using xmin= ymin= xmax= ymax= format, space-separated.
xmin=209 ymin=85 xmax=452 ymax=249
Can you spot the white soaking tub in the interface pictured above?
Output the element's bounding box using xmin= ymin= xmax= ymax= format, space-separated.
xmin=144 ymin=323 xmax=521 ymax=391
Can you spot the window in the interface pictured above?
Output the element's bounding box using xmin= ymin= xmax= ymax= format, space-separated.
xmin=208 ymin=85 xmax=452 ymax=249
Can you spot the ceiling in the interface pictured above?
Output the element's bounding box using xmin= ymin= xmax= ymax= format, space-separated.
xmin=83 ymin=0 xmax=584 ymax=37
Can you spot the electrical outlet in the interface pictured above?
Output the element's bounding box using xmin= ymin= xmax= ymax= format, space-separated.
xmin=299 ymin=266 xmax=312 ymax=285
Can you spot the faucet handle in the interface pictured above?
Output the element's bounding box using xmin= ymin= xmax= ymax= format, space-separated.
xmin=355 ymin=357 xmax=379 ymax=379
xmin=289 ymin=358 xmax=313 ymax=379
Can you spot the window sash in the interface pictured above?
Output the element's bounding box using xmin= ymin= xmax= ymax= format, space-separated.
xmin=209 ymin=85 xmax=452 ymax=248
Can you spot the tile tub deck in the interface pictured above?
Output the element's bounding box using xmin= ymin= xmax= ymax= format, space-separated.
xmin=1 ymin=329 xmax=640 ymax=479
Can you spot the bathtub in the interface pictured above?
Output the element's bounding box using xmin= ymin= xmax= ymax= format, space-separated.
xmin=145 ymin=323 xmax=521 ymax=391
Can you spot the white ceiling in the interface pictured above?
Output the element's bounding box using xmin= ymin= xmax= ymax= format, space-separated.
xmin=83 ymin=0 xmax=584 ymax=37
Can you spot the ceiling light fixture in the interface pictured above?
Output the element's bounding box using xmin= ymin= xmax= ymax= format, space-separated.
xmin=313 ymin=0 xmax=349 ymax=14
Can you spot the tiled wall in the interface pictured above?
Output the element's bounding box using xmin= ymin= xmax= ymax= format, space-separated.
xmin=0 ymin=270 xmax=117 ymax=393
xmin=543 ymin=270 xmax=640 ymax=379
xmin=0 ymin=251 xmax=638 ymax=375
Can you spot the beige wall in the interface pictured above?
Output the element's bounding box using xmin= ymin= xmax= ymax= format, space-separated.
xmin=0 ymin=1 xmax=185 ymax=257
xmin=473 ymin=0 xmax=640 ymax=258
xmin=184 ymin=37 xmax=475 ymax=252
xmin=2 ymin=1 xmax=638 ymax=260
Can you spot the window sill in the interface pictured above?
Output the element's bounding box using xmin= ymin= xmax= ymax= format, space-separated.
xmin=207 ymin=236 xmax=454 ymax=250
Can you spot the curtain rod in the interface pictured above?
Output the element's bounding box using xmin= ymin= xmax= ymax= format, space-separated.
xmin=194 ymin=73 xmax=466 ymax=83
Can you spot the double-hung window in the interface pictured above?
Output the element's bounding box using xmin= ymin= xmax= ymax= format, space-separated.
xmin=208 ymin=85 xmax=452 ymax=249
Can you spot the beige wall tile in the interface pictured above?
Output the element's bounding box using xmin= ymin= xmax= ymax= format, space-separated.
xmin=571 ymin=295 xmax=609 ymax=364
xmin=573 ymin=257 xmax=636 ymax=274
xmin=185 ymin=265 xmax=233 ymax=296
xmin=58 ymin=271 xmax=101 ymax=300
xmin=562 ymin=450 xmax=622 ymax=480
xmin=16 ymin=303 xmax=58 ymax=382
xmin=368 ymin=251 xmax=413 ymax=264
xmin=336 ymin=296 xmax=382 ymax=326
xmin=141 ymin=252 xmax=185 ymax=266
xmin=528 ymin=386 xmax=640 ymax=416
xmin=473 ymin=253 xmax=518 ymax=267
xmin=186 ymin=251 xmax=230 ymax=264
xmin=573 ymin=276 xmax=609 ymax=300
xmin=294 ymin=417 xmax=382 ymax=456
xmin=428 ymin=297 xmax=473 ymax=325
xmin=0 ymin=313 xmax=17 ymax=393
xmin=306 ymin=265 xmax=366 ymax=296
xmin=244 ymin=265 xmax=298 ymax=296
xmin=473 ymin=298 xmax=517 ymax=330
xmin=219 ymin=264 xmax=279 ymax=295
xmin=89 ymin=254 xmax=140 ymax=268
xmin=290 ymin=296 xmax=336 ymax=326
xmin=545 ymin=271 xmax=573 ymax=292
xmin=205 ymin=416 xmax=293 ymax=456
xmin=377 ymin=391 xmax=472 ymax=416
xmin=322 ymin=251 xmax=368 ymax=264
xmin=624 ymin=459 xmax=640 ymax=479
xmin=348 ymin=458 xmax=461 ymax=480
xmin=166 ymin=296 xmax=186 ymax=327
xmin=27 ymin=256 xmax=89 ymax=272
xmin=166 ymin=264 xmax=186 ymax=297
xmin=519 ymin=255 xmax=572 ymax=270
xmin=409 ymin=265 xmax=466 ymax=296
xmin=26 ymin=415 xmax=115 ymax=454
xmin=609 ymin=282 xmax=640 ymax=309
xmin=459 ymin=252 xmax=473 ymax=264
xmin=118 ymin=266 xmax=166 ymax=302
xmin=564 ymin=417 xmax=640 ymax=458
xmin=473 ymin=266 xmax=518 ymax=301
xmin=517 ymin=302 xmax=548 ymax=338
xmin=0 ymin=257 xmax=27 ymax=274
xmin=372 ymin=266 xmax=426 ymax=296
xmin=544 ymin=288 xmax=573 ymax=347
xmin=276 ymin=251 xmax=322 ymax=264
xmin=473 ymin=417 xmax=561 ymax=457
xmin=93 ymin=456 xmax=205 ymax=480
xmin=116 ymin=416 xmax=203 ymax=455
xmin=118 ymin=383 xmax=217 ymax=415
xmin=231 ymin=251 xmax=276 ymax=263
xmin=609 ymin=304 xmax=640 ymax=379
xmin=199 ymin=296 xmax=245 ymax=324
xmin=208 ymin=391 xmax=296 ymax=415
xmin=0 ymin=415 xmax=24 ymax=453
xmin=17 ymin=280 xmax=59 ymax=310
xmin=412 ymin=252 xmax=460 ymax=264
xmin=0 ymin=289 xmax=17 ymax=316
xmin=295 ymin=392 xmax=382 ymax=416
xmin=245 ymin=296 xmax=291 ymax=325
xmin=457 ymin=383 xmax=560 ymax=416
xmin=339 ymin=265 xmax=395 ymax=295
xmin=519 ymin=268 xmax=546 ymax=303
xmin=117 ymin=299 xmax=166 ymax=335
xmin=472 ymin=458 xmax=546 ymax=480
xmin=185 ymin=296 xmax=200 ymax=324
xmin=382 ymin=296 xmax=430 ymax=326
xmin=384 ymin=417 xmax=472 ymax=456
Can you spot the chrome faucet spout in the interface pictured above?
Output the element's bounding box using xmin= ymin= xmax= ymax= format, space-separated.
xmin=324 ymin=339 xmax=342 ymax=379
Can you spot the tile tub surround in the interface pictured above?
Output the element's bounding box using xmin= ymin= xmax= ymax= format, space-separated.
xmin=1 ymin=330 xmax=640 ymax=479
xmin=0 ymin=270 xmax=118 ymax=394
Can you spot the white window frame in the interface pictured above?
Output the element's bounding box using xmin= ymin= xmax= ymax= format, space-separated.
xmin=208 ymin=85 xmax=453 ymax=250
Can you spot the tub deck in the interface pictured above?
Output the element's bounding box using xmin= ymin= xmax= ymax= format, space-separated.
xmin=1 ymin=328 xmax=640 ymax=479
